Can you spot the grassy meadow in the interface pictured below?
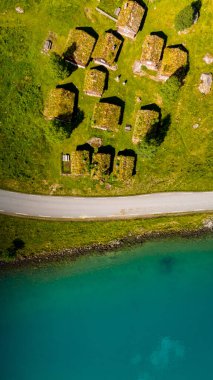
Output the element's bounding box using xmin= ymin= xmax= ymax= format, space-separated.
xmin=0 ymin=0 xmax=212 ymax=196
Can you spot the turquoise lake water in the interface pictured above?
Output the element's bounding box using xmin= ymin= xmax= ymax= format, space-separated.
xmin=1 ymin=236 xmax=213 ymax=380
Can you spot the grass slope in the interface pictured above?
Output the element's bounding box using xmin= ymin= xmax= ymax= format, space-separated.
xmin=0 ymin=213 xmax=212 ymax=262
xmin=0 ymin=0 xmax=212 ymax=195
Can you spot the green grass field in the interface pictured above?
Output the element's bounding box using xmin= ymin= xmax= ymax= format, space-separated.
xmin=0 ymin=213 xmax=212 ymax=262
xmin=0 ymin=0 xmax=212 ymax=196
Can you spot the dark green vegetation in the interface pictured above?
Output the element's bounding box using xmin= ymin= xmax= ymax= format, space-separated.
xmin=0 ymin=213 xmax=212 ymax=262
xmin=174 ymin=1 xmax=202 ymax=31
xmin=160 ymin=76 xmax=181 ymax=109
xmin=0 ymin=0 xmax=212 ymax=196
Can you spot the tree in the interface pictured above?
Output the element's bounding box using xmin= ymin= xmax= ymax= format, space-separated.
xmin=50 ymin=52 xmax=71 ymax=80
xmin=160 ymin=76 xmax=181 ymax=109
xmin=175 ymin=3 xmax=195 ymax=31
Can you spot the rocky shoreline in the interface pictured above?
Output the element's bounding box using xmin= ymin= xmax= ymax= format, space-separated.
xmin=0 ymin=227 xmax=212 ymax=270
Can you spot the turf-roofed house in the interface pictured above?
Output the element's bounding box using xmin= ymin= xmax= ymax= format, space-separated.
xmin=43 ymin=88 xmax=75 ymax=120
xmin=84 ymin=68 xmax=107 ymax=97
xmin=116 ymin=0 xmax=146 ymax=39
xmin=91 ymin=153 xmax=112 ymax=180
xmin=132 ymin=108 xmax=160 ymax=144
xmin=64 ymin=28 xmax=96 ymax=68
xmin=91 ymin=102 xmax=121 ymax=132
xmin=140 ymin=34 xmax=165 ymax=71
xmin=158 ymin=46 xmax=188 ymax=81
xmin=92 ymin=31 xmax=122 ymax=70
xmin=114 ymin=154 xmax=135 ymax=181
xmin=71 ymin=150 xmax=91 ymax=176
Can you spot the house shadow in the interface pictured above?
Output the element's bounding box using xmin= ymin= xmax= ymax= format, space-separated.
xmin=138 ymin=1 xmax=148 ymax=31
xmin=141 ymin=103 xmax=161 ymax=114
xmin=100 ymin=96 xmax=125 ymax=124
xmin=54 ymin=83 xmax=84 ymax=137
xmin=192 ymin=0 xmax=202 ymax=16
xmin=91 ymin=65 xmax=109 ymax=91
xmin=118 ymin=149 xmax=137 ymax=175
xmin=145 ymin=114 xmax=171 ymax=146
xmin=77 ymin=143 xmax=94 ymax=162
xmin=76 ymin=26 xmax=99 ymax=41
xmin=98 ymin=145 xmax=115 ymax=173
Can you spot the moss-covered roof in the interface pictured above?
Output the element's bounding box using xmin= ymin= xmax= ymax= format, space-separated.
xmin=114 ymin=155 xmax=135 ymax=180
xmin=84 ymin=68 xmax=106 ymax=97
xmin=65 ymin=29 xmax=96 ymax=67
xmin=117 ymin=1 xmax=145 ymax=34
xmin=71 ymin=150 xmax=90 ymax=176
xmin=140 ymin=35 xmax=164 ymax=66
xmin=92 ymin=32 xmax=122 ymax=66
xmin=159 ymin=47 xmax=188 ymax=77
xmin=92 ymin=102 xmax=121 ymax=132
xmin=43 ymin=88 xmax=75 ymax=120
xmin=132 ymin=109 xmax=159 ymax=144
xmin=91 ymin=153 xmax=111 ymax=179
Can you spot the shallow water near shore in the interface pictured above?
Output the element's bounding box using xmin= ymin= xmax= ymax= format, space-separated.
xmin=1 ymin=236 xmax=213 ymax=380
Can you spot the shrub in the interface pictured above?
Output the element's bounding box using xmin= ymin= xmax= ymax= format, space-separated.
xmin=50 ymin=52 xmax=71 ymax=79
xmin=160 ymin=76 xmax=181 ymax=109
xmin=175 ymin=4 xmax=195 ymax=31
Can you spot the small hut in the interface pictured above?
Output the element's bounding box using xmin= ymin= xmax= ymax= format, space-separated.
xmin=132 ymin=109 xmax=160 ymax=144
xmin=140 ymin=34 xmax=165 ymax=71
xmin=43 ymin=88 xmax=75 ymax=120
xmin=158 ymin=47 xmax=188 ymax=81
xmin=116 ymin=0 xmax=145 ymax=39
xmin=84 ymin=68 xmax=106 ymax=97
xmin=114 ymin=155 xmax=135 ymax=180
xmin=64 ymin=29 xmax=96 ymax=68
xmin=92 ymin=32 xmax=122 ymax=70
xmin=92 ymin=102 xmax=121 ymax=132
xmin=91 ymin=153 xmax=111 ymax=179
xmin=71 ymin=151 xmax=90 ymax=176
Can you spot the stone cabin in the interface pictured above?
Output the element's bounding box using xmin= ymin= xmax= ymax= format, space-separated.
xmin=114 ymin=154 xmax=135 ymax=180
xmin=83 ymin=68 xmax=106 ymax=97
xmin=92 ymin=102 xmax=121 ymax=132
xmin=71 ymin=150 xmax=90 ymax=176
xmin=92 ymin=32 xmax=122 ymax=70
xmin=64 ymin=29 xmax=96 ymax=68
xmin=43 ymin=88 xmax=75 ymax=120
xmin=116 ymin=0 xmax=145 ymax=39
xmin=91 ymin=153 xmax=111 ymax=180
xmin=158 ymin=46 xmax=188 ymax=81
xmin=140 ymin=34 xmax=165 ymax=71
xmin=132 ymin=109 xmax=160 ymax=144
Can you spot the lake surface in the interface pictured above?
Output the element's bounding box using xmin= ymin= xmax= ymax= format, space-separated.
xmin=1 ymin=236 xmax=213 ymax=380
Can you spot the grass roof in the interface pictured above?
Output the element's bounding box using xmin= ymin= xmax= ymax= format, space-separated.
xmin=92 ymin=32 xmax=122 ymax=66
xmin=71 ymin=151 xmax=90 ymax=176
xmin=140 ymin=35 xmax=164 ymax=66
xmin=65 ymin=29 xmax=96 ymax=67
xmin=84 ymin=68 xmax=106 ymax=97
xmin=117 ymin=0 xmax=145 ymax=34
xmin=91 ymin=153 xmax=111 ymax=179
xmin=92 ymin=102 xmax=121 ymax=132
xmin=132 ymin=109 xmax=160 ymax=144
xmin=159 ymin=47 xmax=188 ymax=77
xmin=43 ymin=88 xmax=75 ymax=120
xmin=114 ymin=155 xmax=135 ymax=180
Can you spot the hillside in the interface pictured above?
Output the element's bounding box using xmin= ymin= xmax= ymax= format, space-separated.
xmin=0 ymin=0 xmax=212 ymax=196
